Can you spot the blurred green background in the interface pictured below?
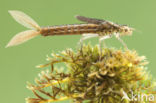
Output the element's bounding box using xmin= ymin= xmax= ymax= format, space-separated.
xmin=0 ymin=0 xmax=156 ymax=103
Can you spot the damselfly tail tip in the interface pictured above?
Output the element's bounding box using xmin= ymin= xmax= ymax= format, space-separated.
xmin=8 ymin=10 xmax=21 ymax=18
xmin=8 ymin=10 xmax=41 ymax=30
xmin=8 ymin=10 xmax=15 ymax=13
xmin=6 ymin=10 xmax=41 ymax=48
xmin=5 ymin=38 xmax=20 ymax=48
xmin=8 ymin=10 xmax=12 ymax=14
xmin=5 ymin=30 xmax=40 ymax=48
xmin=5 ymin=42 xmax=13 ymax=48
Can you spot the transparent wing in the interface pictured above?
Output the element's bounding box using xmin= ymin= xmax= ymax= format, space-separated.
xmin=6 ymin=30 xmax=40 ymax=48
xmin=8 ymin=10 xmax=40 ymax=30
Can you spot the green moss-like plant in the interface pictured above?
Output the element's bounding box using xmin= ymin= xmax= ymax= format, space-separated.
xmin=26 ymin=44 xmax=156 ymax=103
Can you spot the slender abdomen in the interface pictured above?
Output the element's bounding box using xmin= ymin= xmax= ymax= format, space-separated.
xmin=40 ymin=24 xmax=101 ymax=36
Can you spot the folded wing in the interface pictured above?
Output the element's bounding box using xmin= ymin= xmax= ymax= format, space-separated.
xmin=75 ymin=15 xmax=105 ymax=24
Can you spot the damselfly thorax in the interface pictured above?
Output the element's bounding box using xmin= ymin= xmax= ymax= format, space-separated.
xmin=6 ymin=10 xmax=134 ymax=48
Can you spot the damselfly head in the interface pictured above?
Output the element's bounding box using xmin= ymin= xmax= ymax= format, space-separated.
xmin=120 ymin=25 xmax=134 ymax=36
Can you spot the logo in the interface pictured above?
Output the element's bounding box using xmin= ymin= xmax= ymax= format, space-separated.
xmin=121 ymin=90 xmax=155 ymax=102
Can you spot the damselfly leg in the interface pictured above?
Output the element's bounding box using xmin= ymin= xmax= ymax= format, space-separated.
xmin=99 ymin=35 xmax=112 ymax=56
xmin=79 ymin=34 xmax=99 ymax=50
xmin=115 ymin=33 xmax=128 ymax=49
xmin=79 ymin=34 xmax=112 ymax=56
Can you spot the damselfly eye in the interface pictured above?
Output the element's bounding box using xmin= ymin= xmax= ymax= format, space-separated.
xmin=125 ymin=29 xmax=128 ymax=32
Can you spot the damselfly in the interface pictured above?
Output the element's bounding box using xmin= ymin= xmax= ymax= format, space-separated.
xmin=6 ymin=10 xmax=134 ymax=48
